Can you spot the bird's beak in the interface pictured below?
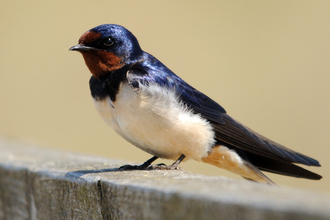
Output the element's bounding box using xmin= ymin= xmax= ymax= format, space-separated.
xmin=69 ymin=44 xmax=100 ymax=52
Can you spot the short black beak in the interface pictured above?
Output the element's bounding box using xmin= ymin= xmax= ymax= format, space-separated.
xmin=69 ymin=44 xmax=100 ymax=52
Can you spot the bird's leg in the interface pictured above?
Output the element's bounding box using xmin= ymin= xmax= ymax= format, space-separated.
xmin=118 ymin=156 xmax=159 ymax=171
xmin=148 ymin=154 xmax=186 ymax=170
xmin=170 ymin=154 xmax=186 ymax=169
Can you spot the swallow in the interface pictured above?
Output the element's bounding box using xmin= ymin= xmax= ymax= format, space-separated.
xmin=69 ymin=24 xmax=322 ymax=184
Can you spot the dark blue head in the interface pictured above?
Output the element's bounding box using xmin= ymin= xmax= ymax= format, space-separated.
xmin=70 ymin=24 xmax=143 ymax=78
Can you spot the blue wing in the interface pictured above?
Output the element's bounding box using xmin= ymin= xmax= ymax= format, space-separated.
xmin=129 ymin=53 xmax=226 ymax=124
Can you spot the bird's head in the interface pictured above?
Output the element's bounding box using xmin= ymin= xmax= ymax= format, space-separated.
xmin=70 ymin=24 xmax=143 ymax=79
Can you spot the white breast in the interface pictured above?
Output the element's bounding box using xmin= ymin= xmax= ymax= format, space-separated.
xmin=93 ymin=81 xmax=215 ymax=161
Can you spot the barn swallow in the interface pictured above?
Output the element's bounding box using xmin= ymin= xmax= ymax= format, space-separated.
xmin=70 ymin=24 xmax=322 ymax=184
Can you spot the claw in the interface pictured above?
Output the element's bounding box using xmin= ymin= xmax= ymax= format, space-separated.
xmin=147 ymin=163 xmax=185 ymax=171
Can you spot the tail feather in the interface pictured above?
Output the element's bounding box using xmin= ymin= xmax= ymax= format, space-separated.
xmin=202 ymin=144 xmax=322 ymax=184
xmin=243 ymin=160 xmax=276 ymax=185
xmin=244 ymin=151 xmax=322 ymax=180
xmin=202 ymin=145 xmax=276 ymax=185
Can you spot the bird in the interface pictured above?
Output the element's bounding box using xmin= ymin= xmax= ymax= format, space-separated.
xmin=69 ymin=24 xmax=322 ymax=184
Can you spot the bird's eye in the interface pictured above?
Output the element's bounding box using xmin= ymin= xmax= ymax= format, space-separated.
xmin=103 ymin=37 xmax=114 ymax=46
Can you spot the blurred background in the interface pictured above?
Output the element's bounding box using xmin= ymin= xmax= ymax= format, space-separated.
xmin=0 ymin=1 xmax=329 ymax=193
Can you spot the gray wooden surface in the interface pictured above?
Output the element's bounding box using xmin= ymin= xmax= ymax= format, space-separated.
xmin=0 ymin=139 xmax=329 ymax=220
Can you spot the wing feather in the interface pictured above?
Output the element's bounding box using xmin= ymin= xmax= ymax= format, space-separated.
xmin=211 ymin=114 xmax=320 ymax=166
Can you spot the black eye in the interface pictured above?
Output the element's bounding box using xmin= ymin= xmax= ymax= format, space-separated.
xmin=103 ymin=37 xmax=114 ymax=46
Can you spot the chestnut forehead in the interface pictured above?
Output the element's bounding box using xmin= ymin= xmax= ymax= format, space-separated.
xmin=78 ymin=31 xmax=101 ymax=45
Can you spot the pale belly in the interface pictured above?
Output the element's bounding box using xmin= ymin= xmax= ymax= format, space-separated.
xmin=93 ymin=82 xmax=215 ymax=161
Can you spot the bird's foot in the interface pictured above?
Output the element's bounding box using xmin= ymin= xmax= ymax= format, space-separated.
xmin=147 ymin=163 xmax=185 ymax=171
xmin=118 ymin=156 xmax=159 ymax=171
xmin=118 ymin=164 xmax=149 ymax=171
xmin=118 ymin=155 xmax=186 ymax=171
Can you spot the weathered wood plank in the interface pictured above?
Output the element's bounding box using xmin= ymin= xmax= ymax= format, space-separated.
xmin=0 ymin=139 xmax=329 ymax=220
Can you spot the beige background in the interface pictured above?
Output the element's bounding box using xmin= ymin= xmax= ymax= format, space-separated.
xmin=1 ymin=1 xmax=329 ymax=193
